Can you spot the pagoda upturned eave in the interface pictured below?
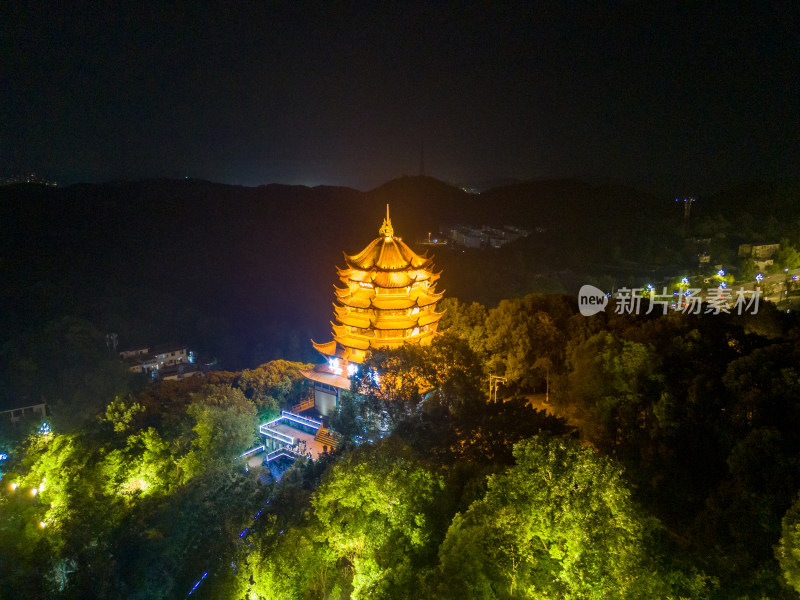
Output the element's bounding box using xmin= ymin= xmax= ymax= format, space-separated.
xmin=311 ymin=339 xmax=340 ymax=357
xmin=333 ymin=306 xmax=372 ymax=328
xmin=336 ymin=267 xmax=439 ymax=288
xmin=333 ymin=308 xmax=442 ymax=331
xmin=417 ymin=310 xmax=444 ymax=327
xmin=344 ymin=237 xmax=432 ymax=271
xmin=333 ymin=286 xmax=444 ymax=310
xmin=334 ymin=328 xmax=440 ymax=351
xmin=331 ymin=325 xmax=373 ymax=350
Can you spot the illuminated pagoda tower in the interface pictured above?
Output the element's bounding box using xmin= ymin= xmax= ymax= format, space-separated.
xmin=302 ymin=205 xmax=444 ymax=416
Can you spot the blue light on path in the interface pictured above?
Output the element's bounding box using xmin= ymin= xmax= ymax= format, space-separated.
xmin=187 ymin=572 xmax=207 ymax=596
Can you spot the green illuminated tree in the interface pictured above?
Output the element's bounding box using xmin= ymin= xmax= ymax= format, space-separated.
xmin=351 ymin=333 xmax=486 ymax=435
xmin=242 ymin=519 xmax=341 ymax=600
xmin=437 ymin=297 xmax=489 ymax=357
xmin=740 ymin=258 xmax=758 ymax=282
xmin=483 ymin=294 xmax=572 ymax=389
xmin=99 ymin=395 xmax=145 ymax=433
xmin=567 ymin=331 xmax=662 ymax=448
xmin=180 ymin=384 xmax=258 ymax=477
xmin=237 ymin=359 xmax=312 ymax=416
xmin=311 ymin=440 xmax=445 ymax=599
xmin=778 ymin=492 xmax=800 ymax=593
xmin=435 ymin=436 xmax=706 ymax=599
xmin=775 ymin=239 xmax=800 ymax=271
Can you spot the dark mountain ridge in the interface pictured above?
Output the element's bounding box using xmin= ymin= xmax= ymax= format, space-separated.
xmin=1 ymin=175 xmax=796 ymax=373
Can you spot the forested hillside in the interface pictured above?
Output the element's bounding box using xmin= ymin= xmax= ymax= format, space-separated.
xmin=3 ymin=293 xmax=800 ymax=598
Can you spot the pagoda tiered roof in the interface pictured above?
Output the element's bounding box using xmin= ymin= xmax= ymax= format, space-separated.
xmin=311 ymin=205 xmax=445 ymax=364
xmin=336 ymin=266 xmax=439 ymax=288
xmin=344 ymin=237 xmax=433 ymax=271
xmin=333 ymin=304 xmax=444 ymax=331
xmin=333 ymin=285 xmax=444 ymax=310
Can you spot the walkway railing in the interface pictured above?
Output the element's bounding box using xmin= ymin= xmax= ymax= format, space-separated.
xmin=237 ymin=445 xmax=264 ymax=459
xmin=259 ymin=410 xmax=324 ymax=460
xmin=280 ymin=410 xmax=322 ymax=430
xmin=265 ymin=447 xmax=303 ymax=462
xmin=258 ymin=424 xmax=294 ymax=445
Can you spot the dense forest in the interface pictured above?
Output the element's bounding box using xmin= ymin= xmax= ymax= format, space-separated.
xmin=3 ymin=293 xmax=800 ymax=598
xmin=3 ymin=177 xmax=800 ymax=598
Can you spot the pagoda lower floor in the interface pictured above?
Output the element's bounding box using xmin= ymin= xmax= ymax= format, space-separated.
xmin=300 ymin=365 xmax=350 ymax=416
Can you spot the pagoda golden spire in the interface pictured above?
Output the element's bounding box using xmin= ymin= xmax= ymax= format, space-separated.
xmin=378 ymin=203 xmax=394 ymax=238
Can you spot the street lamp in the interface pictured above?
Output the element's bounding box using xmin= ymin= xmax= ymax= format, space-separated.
xmin=488 ymin=375 xmax=507 ymax=403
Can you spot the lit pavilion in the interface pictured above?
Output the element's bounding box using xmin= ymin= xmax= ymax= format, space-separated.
xmin=302 ymin=206 xmax=444 ymax=415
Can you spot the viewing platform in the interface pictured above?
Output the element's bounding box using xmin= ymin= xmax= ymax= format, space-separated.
xmin=259 ymin=410 xmax=338 ymax=461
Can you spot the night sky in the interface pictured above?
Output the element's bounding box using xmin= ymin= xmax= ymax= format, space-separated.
xmin=2 ymin=2 xmax=798 ymax=193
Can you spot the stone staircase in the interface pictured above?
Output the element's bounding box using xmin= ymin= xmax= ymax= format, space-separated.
xmin=314 ymin=427 xmax=339 ymax=451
